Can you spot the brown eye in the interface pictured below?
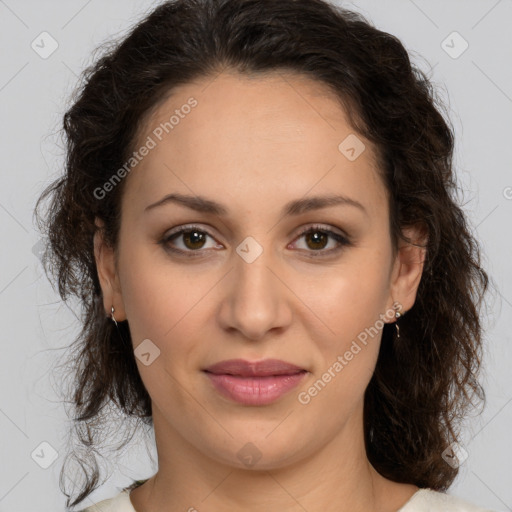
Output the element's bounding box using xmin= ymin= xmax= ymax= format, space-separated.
xmin=161 ymin=225 xmax=221 ymax=256
xmin=160 ymin=223 xmax=351 ymax=259
xmin=178 ymin=229 xmax=207 ymax=250
xmin=290 ymin=225 xmax=351 ymax=257
xmin=304 ymin=230 xmax=329 ymax=250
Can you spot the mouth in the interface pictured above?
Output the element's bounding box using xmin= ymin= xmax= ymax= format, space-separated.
xmin=203 ymin=358 xmax=306 ymax=377
xmin=202 ymin=359 xmax=308 ymax=405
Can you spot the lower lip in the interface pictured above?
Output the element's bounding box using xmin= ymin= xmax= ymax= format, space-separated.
xmin=204 ymin=371 xmax=308 ymax=405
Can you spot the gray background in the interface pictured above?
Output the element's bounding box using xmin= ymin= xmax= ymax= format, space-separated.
xmin=0 ymin=0 xmax=511 ymax=510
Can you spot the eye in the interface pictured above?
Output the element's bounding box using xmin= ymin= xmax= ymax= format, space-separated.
xmin=160 ymin=225 xmax=221 ymax=256
xmin=159 ymin=223 xmax=351 ymax=258
xmin=289 ymin=224 xmax=351 ymax=257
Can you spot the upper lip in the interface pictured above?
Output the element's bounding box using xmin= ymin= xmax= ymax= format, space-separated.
xmin=203 ymin=358 xmax=306 ymax=377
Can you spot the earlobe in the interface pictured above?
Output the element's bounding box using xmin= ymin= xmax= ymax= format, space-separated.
xmin=93 ymin=218 xmax=126 ymax=321
xmin=389 ymin=225 xmax=428 ymax=314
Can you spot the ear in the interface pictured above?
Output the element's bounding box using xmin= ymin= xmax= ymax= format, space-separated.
xmin=387 ymin=224 xmax=427 ymax=315
xmin=93 ymin=218 xmax=126 ymax=321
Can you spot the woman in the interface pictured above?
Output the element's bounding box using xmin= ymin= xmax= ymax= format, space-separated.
xmin=35 ymin=0 xmax=492 ymax=510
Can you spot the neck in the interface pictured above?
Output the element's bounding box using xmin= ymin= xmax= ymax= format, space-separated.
xmin=130 ymin=403 xmax=418 ymax=512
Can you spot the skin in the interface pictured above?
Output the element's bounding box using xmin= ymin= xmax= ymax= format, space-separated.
xmin=94 ymin=71 xmax=425 ymax=512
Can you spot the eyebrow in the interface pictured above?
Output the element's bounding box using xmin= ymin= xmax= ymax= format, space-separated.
xmin=144 ymin=192 xmax=367 ymax=217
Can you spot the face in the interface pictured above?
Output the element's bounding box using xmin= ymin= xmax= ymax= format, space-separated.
xmin=95 ymin=71 xmax=423 ymax=470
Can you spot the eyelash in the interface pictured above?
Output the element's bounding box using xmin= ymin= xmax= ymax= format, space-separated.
xmin=159 ymin=223 xmax=352 ymax=259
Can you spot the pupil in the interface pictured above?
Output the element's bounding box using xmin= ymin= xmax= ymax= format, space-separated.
xmin=307 ymin=231 xmax=327 ymax=250
xmin=185 ymin=230 xmax=205 ymax=249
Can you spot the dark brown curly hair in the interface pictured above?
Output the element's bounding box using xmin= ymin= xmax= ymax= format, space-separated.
xmin=35 ymin=0 xmax=490 ymax=508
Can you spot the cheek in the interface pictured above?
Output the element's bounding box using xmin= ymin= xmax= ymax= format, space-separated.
xmin=117 ymin=234 xmax=174 ymax=343
xmin=298 ymin=277 xmax=388 ymax=415
xmin=120 ymin=264 xmax=192 ymax=344
xmin=118 ymin=240 xmax=220 ymax=366
xmin=118 ymin=257 xmax=205 ymax=402
xmin=307 ymin=252 xmax=392 ymax=342
xmin=300 ymin=250 xmax=392 ymax=404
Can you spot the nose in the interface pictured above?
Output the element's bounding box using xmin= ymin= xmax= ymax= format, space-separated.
xmin=217 ymin=246 xmax=293 ymax=342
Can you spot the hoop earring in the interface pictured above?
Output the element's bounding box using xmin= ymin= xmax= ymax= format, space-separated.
xmin=110 ymin=305 xmax=118 ymax=328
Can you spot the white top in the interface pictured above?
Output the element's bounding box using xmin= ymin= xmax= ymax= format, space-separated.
xmin=82 ymin=487 xmax=495 ymax=511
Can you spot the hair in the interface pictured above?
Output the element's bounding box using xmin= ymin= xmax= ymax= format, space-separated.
xmin=35 ymin=0 xmax=490 ymax=508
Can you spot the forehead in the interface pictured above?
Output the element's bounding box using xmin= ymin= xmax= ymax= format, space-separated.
xmin=124 ymin=71 xmax=387 ymax=221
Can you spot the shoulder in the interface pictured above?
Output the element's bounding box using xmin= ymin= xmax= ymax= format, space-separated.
xmin=78 ymin=479 xmax=147 ymax=511
xmin=399 ymin=488 xmax=496 ymax=512
xmin=79 ymin=489 xmax=135 ymax=512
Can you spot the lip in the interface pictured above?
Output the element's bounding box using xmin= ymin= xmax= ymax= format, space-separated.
xmin=203 ymin=358 xmax=305 ymax=377
xmin=203 ymin=359 xmax=308 ymax=406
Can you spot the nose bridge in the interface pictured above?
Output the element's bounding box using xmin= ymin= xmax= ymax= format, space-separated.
xmin=220 ymin=237 xmax=290 ymax=340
